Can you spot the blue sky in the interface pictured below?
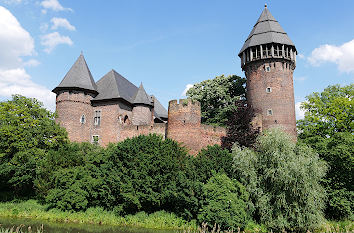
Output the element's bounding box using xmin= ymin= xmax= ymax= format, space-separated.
xmin=0 ymin=0 xmax=353 ymax=119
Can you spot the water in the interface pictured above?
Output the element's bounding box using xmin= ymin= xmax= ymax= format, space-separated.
xmin=0 ymin=217 xmax=178 ymax=233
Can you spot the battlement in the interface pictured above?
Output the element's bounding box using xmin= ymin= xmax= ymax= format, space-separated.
xmin=168 ymin=99 xmax=200 ymax=110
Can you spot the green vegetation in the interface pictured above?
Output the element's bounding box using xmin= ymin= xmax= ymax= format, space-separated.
xmin=232 ymin=128 xmax=327 ymax=232
xmin=186 ymin=75 xmax=246 ymax=126
xmin=0 ymin=89 xmax=353 ymax=232
xmin=297 ymin=84 xmax=353 ymax=220
xmin=0 ymin=200 xmax=195 ymax=230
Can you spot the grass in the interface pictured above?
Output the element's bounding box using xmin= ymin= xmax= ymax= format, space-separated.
xmin=0 ymin=200 xmax=196 ymax=230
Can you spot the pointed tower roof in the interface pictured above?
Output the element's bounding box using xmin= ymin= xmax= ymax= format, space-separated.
xmin=52 ymin=54 xmax=97 ymax=94
xmin=238 ymin=4 xmax=295 ymax=55
xmin=93 ymin=69 xmax=138 ymax=102
xmin=133 ymin=83 xmax=153 ymax=106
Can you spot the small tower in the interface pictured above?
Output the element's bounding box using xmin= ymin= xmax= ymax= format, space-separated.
xmin=238 ymin=4 xmax=297 ymax=138
xmin=167 ymin=99 xmax=201 ymax=155
xmin=132 ymin=83 xmax=153 ymax=125
xmin=52 ymin=54 xmax=98 ymax=142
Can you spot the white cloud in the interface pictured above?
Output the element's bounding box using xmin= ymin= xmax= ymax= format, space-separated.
xmin=0 ymin=6 xmax=55 ymax=111
xmin=51 ymin=17 xmax=75 ymax=31
xmin=40 ymin=23 xmax=48 ymax=32
xmin=40 ymin=0 xmax=72 ymax=12
xmin=308 ymin=39 xmax=354 ymax=73
xmin=0 ymin=6 xmax=35 ymax=69
xmin=294 ymin=76 xmax=306 ymax=82
xmin=0 ymin=68 xmax=56 ymax=111
xmin=40 ymin=32 xmax=73 ymax=53
xmin=23 ymin=59 xmax=40 ymax=67
xmin=3 ymin=0 xmax=22 ymax=4
xmin=181 ymin=84 xmax=193 ymax=96
xmin=297 ymin=53 xmax=305 ymax=59
xmin=295 ymin=102 xmax=305 ymax=120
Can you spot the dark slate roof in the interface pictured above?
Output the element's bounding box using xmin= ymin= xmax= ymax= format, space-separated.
xmin=238 ymin=5 xmax=295 ymax=55
xmin=53 ymin=54 xmax=97 ymax=94
xmin=133 ymin=83 xmax=153 ymax=106
xmin=152 ymin=95 xmax=168 ymax=119
xmin=93 ymin=69 xmax=138 ymax=102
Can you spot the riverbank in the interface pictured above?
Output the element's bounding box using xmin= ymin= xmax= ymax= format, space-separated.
xmin=0 ymin=200 xmax=196 ymax=230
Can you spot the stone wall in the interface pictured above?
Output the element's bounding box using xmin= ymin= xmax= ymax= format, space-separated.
xmin=200 ymin=124 xmax=226 ymax=149
xmin=132 ymin=105 xmax=152 ymax=125
xmin=120 ymin=123 xmax=166 ymax=140
xmin=245 ymin=59 xmax=297 ymax=138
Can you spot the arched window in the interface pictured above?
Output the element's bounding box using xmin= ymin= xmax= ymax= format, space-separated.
xmin=123 ymin=115 xmax=129 ymax=125
xmin=80 ymin=114 xmax=86 ymax=124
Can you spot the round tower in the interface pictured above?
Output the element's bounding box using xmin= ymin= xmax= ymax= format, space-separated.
xmin=131 ymin=83 xmax=153 ymax=125
xmin=238 ymin=5 xmax=297 ymax=138
xmin=167 ymin=99 xmax=201 ymax=155
xmin=52 ymin=54 xmax=98 ymax=142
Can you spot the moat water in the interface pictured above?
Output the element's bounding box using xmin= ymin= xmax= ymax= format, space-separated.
xmin=0 ymin=217 xmax=178 ymax=233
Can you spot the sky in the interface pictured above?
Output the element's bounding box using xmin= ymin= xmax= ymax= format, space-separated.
xmin=0 ymin=0 xmax=353 ymax=120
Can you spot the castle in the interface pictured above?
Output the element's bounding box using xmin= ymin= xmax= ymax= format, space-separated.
xmin=53 ymin=5 xmax=297 ymax=154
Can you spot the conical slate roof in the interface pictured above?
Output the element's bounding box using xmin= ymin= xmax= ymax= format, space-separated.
xmin=238 ymin=5 xmax=295 ymax=55
xmin=133 ymin=83 xmax=153 ymax=106
xmin=93 ymin=69 xmax=138 ymax=102
xmin=53 ymin=54 xmax=97 ymax=94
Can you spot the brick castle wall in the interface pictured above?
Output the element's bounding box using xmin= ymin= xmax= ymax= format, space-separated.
xmin=245 ymin=59 xmax=296 ymax=138
xmin=167 ymin=99 xmax=226 ymax=155
xmin=120 ymin=123 xmax=166 ymax=141
xmin=132 ymin=105 xmax=152 ymax=125
xmin=56 ymin=91 xmax=94 ymax=142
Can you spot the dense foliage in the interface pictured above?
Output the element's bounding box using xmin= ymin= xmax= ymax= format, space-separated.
xmin=221 ymin=100 xmax=259 ymax=149
xmin=198 ymin=173 xmax=250 ymax=230
xmin=233 ymin=128 xmax=327 ymax=232
xmin=0 ymin=95 xmax=67 ymax=198
xmin=297 ymin=84 xmax=354 ymax=220
xmin=186 ymin=75 xmax=246 ymax=126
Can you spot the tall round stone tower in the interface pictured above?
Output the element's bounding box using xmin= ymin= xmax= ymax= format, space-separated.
xmin=52 ymin=54 xmax=98 ymax=142
xmin=238 ymin=4 xmax=297 ymax=138
xmin=132 ymin=83 xmax=153 ymax=125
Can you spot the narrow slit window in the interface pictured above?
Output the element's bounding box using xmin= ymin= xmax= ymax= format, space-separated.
xmin=94 ymin=110 xmax=101 ymax=126
xmin=265 ymin=65 xmax=271 ymax=72
xmin=267 ymin=109 xmax=273 ymax=116
xmin=80 ymin=114 xmax=86 ymax=124
xmin=266 ymin=87 xmax=272 ymax=93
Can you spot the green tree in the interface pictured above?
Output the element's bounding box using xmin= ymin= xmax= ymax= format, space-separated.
xmin=102 ymin=134 xmax=190 ymax=215
xmin=0 ymin=95 xmax=67 ymax=198
xmin=297 ymin=84 xmax=354 ymax=220
xmin=233 ymin=128 xmax=327 ymax=232
xmin=186 ymin=75 xmax=246 ymax=126
xmin=297 ymin=84 xmax=353 ymax=138
xmin=198 ymin=173 xmax=250 ymax=230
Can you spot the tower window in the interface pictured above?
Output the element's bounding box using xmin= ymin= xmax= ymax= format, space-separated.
xmin=266 ymin=87 xmax=272 ymax=93
xmin=80 ymin=114 xmax=86 ymax=124
xmin=92 ymin=135 xmax=99 ymax=145
xmin=94 ymin=110 xmax=101 ymax=126
xmin=265 ymin=65 xmax=271 ymax=72
xmin=267 ymin=109 xmax=273 ymax=116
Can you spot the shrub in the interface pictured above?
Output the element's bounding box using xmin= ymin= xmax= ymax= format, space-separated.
xmin=197 ymin=172 xmax=250 ymax=230
xmin=102 ymin=134 xmax=190 ymax=215
xmin=232 ymin=128 xmax=327 ymax=231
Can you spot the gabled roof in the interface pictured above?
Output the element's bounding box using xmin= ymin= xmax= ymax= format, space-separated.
xmin=133 ymin=83 xmax=153 ymax=106
xmin=93 ymin=69 xmax=138 ymax=102
xmin=152 ymin=95 xmax=168 ymax=119
xmin=238 ymin=5 xmax=295 ymax=55
xmin=52 ymin=54 xmax=97 ymax=94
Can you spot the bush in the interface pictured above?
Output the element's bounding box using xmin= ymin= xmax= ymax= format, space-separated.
xmin=197 ymin=173 xmax=250 ymax=230
xmin=232 ymin=128 xmax=327 ymax=231
xmin=102 ymin=134 xmax=190 ymax=215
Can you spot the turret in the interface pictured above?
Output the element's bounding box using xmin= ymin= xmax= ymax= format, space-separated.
xmin=52 ymin=54 xmax=97 ymax=142
xmin=238 ymin=5 xmax=297 ymax=138
xmin=132 ymin=83 xmax=153 ymax=125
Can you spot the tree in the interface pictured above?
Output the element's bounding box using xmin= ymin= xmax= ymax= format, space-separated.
xmin=297 ymin=84 xmax=353 ymax=138
xmin=297 ymin=84 xmax=354 ymax=220
xmin=0 ymin=95 xmax=67 ymax=198
xmin=197 ymin=173 xmax=250 ymax=230
xmin=186 ymin=75 xmax=246 ymax=126
xmin=221 ymin=100 xmax=259 ymax=149
xmin=232 ymin=128 xmax=327 ymax=232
